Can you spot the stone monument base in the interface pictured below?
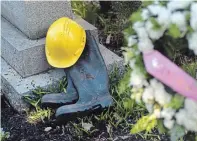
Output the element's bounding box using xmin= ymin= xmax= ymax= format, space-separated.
xmin=1 ymin=44 xmax=123 ymax=113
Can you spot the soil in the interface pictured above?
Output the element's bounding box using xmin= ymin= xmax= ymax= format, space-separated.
xmin=1 ymin=97 xmax=170 ymax=141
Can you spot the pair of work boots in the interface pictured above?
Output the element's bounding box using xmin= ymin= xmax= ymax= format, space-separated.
xmin=41 ymin=31 xmax=113 ymax=122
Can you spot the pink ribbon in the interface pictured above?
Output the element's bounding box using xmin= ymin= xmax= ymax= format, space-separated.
xmin=143 ymin=50 xmax=197 ymax=101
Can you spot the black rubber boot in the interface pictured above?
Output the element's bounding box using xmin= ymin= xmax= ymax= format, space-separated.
xmin=55 ymin=31 xmax=113 ymax=121
xmin=41 ymin=74 xmax=78 ymax=109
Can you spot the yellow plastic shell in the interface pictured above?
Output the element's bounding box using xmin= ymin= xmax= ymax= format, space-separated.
xmin=45 ymin=17 xmax=86 ymax=68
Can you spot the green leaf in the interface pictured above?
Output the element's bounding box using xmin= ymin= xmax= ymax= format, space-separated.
xmin=159 ymin=1 xmax=168 ymax=6
xmin=168 ymin=24 xmax=181 ymax=38
xmin=135 ymin=55 xmax=148 ymax=78
xmin=130 ymin=11 xmax=143 ymax=23
xmin=167 ymin=94 xmax=184 ymax=110
xmin=123 ymin=26 xmax=136 ymax=38
xmin=149 ymin=17 xmax=161 ymax=30
xmin=186 ymin=13 xmax=190 ymax=21
xmin=123 ymin=98 xmax=134 ymax=110
xmin=157 ymin=119 xmax=167 ymax=134
xmin=131 ymin=115 xmax=157 ymax=134
xmin=170 ymin=124 xmax=185 ymax=141
xmin=142 ymin=1 xmax=153 ymax=7
xmin=118 ymin=68 xmax=132 ymax=95
xmin=187 ymin=26 xmax=194 ymax=34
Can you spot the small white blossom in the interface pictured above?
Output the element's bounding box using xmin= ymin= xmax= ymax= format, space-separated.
xmin=149 ymin=79 xmax=172 ymax=106
xmin=161 ymin=108 xmax=175 ymax=120
xmin=129 ymin=59 xmax=136 ymax=69
xmin=130 ymin=69 xmax=146 ymax=88
xmin=135 ymin=27 xmax=149 ymax=39
xmin=154 ymin=87 xmax=172 ymax=106
xmin=167 ymin=0 xmax=192 ymax=11
xmin=142 ymin=86 xmax=155 ymax=104
xmin=163 ymin=119 xmax=175 ymax=129
xmin=187 ymin=32 xmax=197 ymax=55
xmin=135 ymin=92 xmax=143 ymax=104
xmin=146 ymin=103 xmax=153 ymax=113
xmin=175 ymin=109 xmax=197 ymax=132
xmin=171 ymin=11 xmax=187 ymax=32
xmin=141 ymin=9 xmax=149 ymax=20
xmin=190 ymin=3 xmax=197 ymax=31
xmin=145 ymin=20 xmax=165 ymax=40
xmin=157 ymin=7 xmax=171 ymax=28
xmin=148 ymin=4 xmax=163 ymax=16
xmin=128 ymin=36 xmax=137 ymax=47
xmin=153 ymin=108 xmax=161 ymax=118
xmin=150 ymin=78 xmax=163 ymax=89
xmin=138 ymin=38 xmax=154 ymax=53
xmin=184 ymin=98 xmax=197 ymax=117
xmin=133 ymin=21 xmax=144 ymax=30
xmin=122 ymin=52 xmax=130 ymax=65
xmin=135 ymin=50 xmax=140 ymax=55
xmin=194 ymin=50 xmax=197 ymax=55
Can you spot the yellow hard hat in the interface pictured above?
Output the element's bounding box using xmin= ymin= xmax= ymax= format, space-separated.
xmin=45 ymin=17 xmax=86 ymax=68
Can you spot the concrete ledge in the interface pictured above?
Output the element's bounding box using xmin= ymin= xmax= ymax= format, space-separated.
xmin=1 ymin=1 xmax=73 ymax=39
xmin=1 ymin=44 xmax=123 ymax=113
xmin=1 ymin=17 xmax=98 ymax=78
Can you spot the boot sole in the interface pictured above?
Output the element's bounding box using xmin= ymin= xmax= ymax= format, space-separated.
xmin=55 ymin=95 xmax=113 ymax=123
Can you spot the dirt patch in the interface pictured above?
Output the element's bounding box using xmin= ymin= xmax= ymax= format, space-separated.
xmin=1 ymin=97 xmax=169 ymax=141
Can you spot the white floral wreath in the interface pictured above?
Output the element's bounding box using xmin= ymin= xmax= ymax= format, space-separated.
xmin=123 ymin=0 xmax=197 ymax=138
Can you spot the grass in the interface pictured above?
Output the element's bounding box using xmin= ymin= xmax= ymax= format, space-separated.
xmin=182 ymin=61 xmax=197 ymax=78
xmin=22 ymin=55 xmax=196 ymax=140
xmin=23 ymin=66 xmax=164 ymax=140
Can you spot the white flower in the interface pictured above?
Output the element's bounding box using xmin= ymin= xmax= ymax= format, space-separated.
xmin=167 ymin=0 xmax=192 ymax=11
xmin=184 ymin=118 xmax=197 ymax=132
xmin=184 ymin=98 xmax=197 ymax=116
xmin=142 ymin=86 xmax=155 ymax=104
xmin=145 ymin=20 xmax=165 ymax=40
xmin=130 ymin=69 xmax=146 ymax=88
xmin=163 ymin=119 xmax=175 ymax=129
xmin=194 ymin=50 xmax=197 ymax=55
xmin=135 ymin=92 xmax=143 ymax=104
xmin=161 ymin=108 xmax=175 ymax=120
xmin=148 ymin=4 xmax=163 ymax=16
xmin=157 ymin=7 xmax=171 ymax=28
xmin=133 ymin=21 xmax=144 ymax=31
xmin=175 ymin=109 xmax=197 ymax=132
xmin=171 ymin=11 xmax=187 ymax=32
xmin=129 ymin=59 xmax=136 ymax=69
xmin=141 ymin=9 xmax=149 ymax=20
xmin=138 ymin=38 xmax=154 ymax=53
xmin=175 ymin=109 xmax=187 ymax=125
xmin=135 ymin=27 xmax=149 ymax=39
xmin=149 ymin=79 xmax=172 ymax=106
xmin=122 ymin=52 xmax=130 ymax=65
xmin=153 ymin=108 xmax=161 ymax=118
xmin=187 ymin=32 xmax=197 ymax=54
xmin=154 ymin=86 xmax=172 ymax=106
xmin=150 ymin=79 xmax=160 ymax=89
xmin=190 ymin=3 xmax=197 ymax=31
xmin=135 ymin=50 xmax=140 ymax=55
xmin=146 ymin=103 xmax=153 ymax=113
xmin=128 ymin=36 xmax=137 ymax=47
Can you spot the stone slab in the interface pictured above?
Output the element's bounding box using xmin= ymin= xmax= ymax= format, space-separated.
xmin=1 ymin=16 xmax=98 ymax=78
xmin=1 ymin=44 xmax=123 ymax=113
xmin=1 ymin=0 xmax=74 ymax=39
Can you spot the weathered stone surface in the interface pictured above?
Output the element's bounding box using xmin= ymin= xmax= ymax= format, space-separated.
xmin=1 ymin=44 xmax=123 ymax=113
xmin=1 ymin=17 xmax=98 ymax=78
xmin=1 ymin=1 xmax=73 ymax=39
